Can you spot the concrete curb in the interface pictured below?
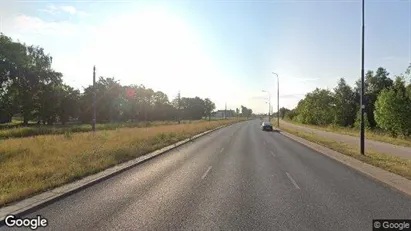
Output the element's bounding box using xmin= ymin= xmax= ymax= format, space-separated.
xmin=279 ymin=130 xmax=411 ymax=197
xmin=0 ymin=121 xmax=241 ymax=221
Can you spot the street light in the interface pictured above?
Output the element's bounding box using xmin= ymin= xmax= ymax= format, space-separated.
xmin=262 ymin=90 xmax=271 ymax=121
xmin=360 ymin=0 xmax=365 ymax=155
xmin=272 ymin=72 xmax=279 ymax=128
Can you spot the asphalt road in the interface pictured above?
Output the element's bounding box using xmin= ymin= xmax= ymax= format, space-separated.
xmin=2 ymin=120 xmax=411 ymax=230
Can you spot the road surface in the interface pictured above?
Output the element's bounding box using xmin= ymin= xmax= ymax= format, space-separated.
xmin=1 ymin=120 xmax=410 ymax=230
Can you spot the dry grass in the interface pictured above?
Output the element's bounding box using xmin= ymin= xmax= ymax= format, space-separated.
xmin=281 ymin=119 xmax=411 ymax=148
xmin=0 ymin=120 xmax=211 ymax=140
xmin=280 ymin=126 xmax=411 ymax=181
xmin=0 ymin=118 xmax=244 ymax=207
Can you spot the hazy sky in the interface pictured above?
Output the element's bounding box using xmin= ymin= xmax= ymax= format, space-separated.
xmin=1 ymin=0 xmax=410 ymax=113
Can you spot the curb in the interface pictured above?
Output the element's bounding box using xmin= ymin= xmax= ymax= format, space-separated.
xmin=0 ymin=121 xmax=242 ymax=221
xmin=278 ymin=129 xmax=411 ymax=197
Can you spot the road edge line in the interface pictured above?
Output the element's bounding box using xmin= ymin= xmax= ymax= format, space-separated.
xmin=0 ymin=120 xmax=244 ymax=222
xmin=279 ymin=130 xmax=411 ymax=197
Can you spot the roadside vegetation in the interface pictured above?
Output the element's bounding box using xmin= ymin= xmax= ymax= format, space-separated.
xmin=0 ymin=119 xmax=224 ymax=139
xmin=0 ymin=33 xmax=254 ymax=132
xmin=277 ymin=65 xmax=411 ymax=146
xmin=0 ymin=118 xmax=245 ymax=207
xmin=281 ymin=119 xmax=411 ymax=148
xmin=280 ymin=126 xmax=411 ymax=181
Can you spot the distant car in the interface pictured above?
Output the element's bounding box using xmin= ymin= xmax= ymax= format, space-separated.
xmin=261 ymin=122 xmax=273 ymax=131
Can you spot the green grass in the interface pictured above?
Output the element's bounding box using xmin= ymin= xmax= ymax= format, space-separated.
xmin=280 ymin=126 xmax=411 ymax=181
xmin=0 ymin=118 xmax=246 ymax=207
xmin=280 ymin=118 xmax=411 ymax=148
xmin=0 ymin=120 xmax=214 ymax=140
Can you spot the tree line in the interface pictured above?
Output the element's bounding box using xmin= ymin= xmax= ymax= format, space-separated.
xmin=280 ymin=65 xmax=411 ymax=137
xmin=0 ymin=34 xmax=252 ymax=125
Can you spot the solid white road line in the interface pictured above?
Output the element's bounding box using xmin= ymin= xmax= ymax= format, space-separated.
xmin=220 ymin=148 xmax=224 ymax=153
xmin=286 ymin=172 xmax=300 ymax=189
xmin=201 ymin=166 xmax=213 ymax=180
xmin=271 ymin=151 xmax=276 ymax=157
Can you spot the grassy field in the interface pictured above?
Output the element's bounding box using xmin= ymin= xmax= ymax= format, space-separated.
xmin=0 ymin=120 xmax=215 ymax=140
xmin=279 ymin=126 xmax=411 ymax=181
xmin=281 ymin=118 xmax=411 ymax=148
xmin=0 ymin=118 xmax=245 ymax=207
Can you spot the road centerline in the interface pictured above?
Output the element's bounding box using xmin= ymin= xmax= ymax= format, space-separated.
xmin=201 ymin=166 xmax=213 ymax=180
xmin=286 ymin=172 xmax=300 ymax=189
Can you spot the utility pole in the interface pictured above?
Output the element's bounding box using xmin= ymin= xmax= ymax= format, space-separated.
xmin=272 ymin=72 xmax=280 ymax=128
xmin=92 ymin=65 xmax=96 ymax=132
xmin=224 ymin=102 xmax=227 ymax=119
xmin=360 ymin=0 xmax=365 ymax=155
xmin=177 ymin=91 xmax=181 ymax=124
xmin=268 ymin=95 xmax=271 ymax=121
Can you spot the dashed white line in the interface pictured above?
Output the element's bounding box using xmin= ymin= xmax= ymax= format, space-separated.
xmin=270 ymin=151 xmax=276 ymax=157
xmin=286 ymin=172 xmax=300 ymax=189
xmin=220 ymin=148 xmax=224 ymax=153
xmin=201 ymin=166 xmax=212 ymax=179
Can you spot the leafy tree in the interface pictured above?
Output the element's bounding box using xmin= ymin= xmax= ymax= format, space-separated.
xmin=294 ymin=88 xmax=335 ymax=125
xmin=364 ymin=67 xmax=393 ymax=128
xmin=204 ymin=98 xmax=216 ymax=121
xmin=333 ymin=78 xmax=356 ymax=127
xmin=375 ymin=77 xmax=411 ymax=136
xmin=279 ymin=107 xmax=291 ymax=119
xmin=58 ymin=85 xmax=80 ymax=124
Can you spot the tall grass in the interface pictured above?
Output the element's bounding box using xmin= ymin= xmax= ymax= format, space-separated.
xmin=0 ymin=118 xmax=244 ymax=207
xmin=0 ymin=120 xmax=207 ymax=140
xmin=281 ymin=118 xmax=411 ymax=148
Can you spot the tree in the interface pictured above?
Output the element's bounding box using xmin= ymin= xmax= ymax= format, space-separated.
xmin=57 ymin=85 xmax=80 ymax=124
xmin=333 ymin=78 xmax=357 ymax=127
xmin=79 ymin=77 xmax=122 ymax=123
xmin=279 ymin=107 xmax=291 ymax=119
xmin=364 ymin=67 xmax=393 ymax=128
xmin=203 ymin=98 xmax=216 ymax=121
xmin=375 ymin=77 xmax=411 ymax=137
xmin=294 ymin=88 xmax=335 ymax=125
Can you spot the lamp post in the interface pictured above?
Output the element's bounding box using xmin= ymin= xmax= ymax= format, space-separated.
xmin=271 ymin=72 xmax=279 ymax=128
xmin=262 ymin=90 xmax=271 ymax=121
xmin=360 ymin=0 xmax=365 ymax=155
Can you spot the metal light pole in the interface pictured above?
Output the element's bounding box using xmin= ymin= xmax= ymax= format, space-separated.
xmin=262 ymin=90 xmax=271 ymax=121
xmin=272 ymin=72 xmax=279 ymax=128
xmin=360 ymin=0 xmax=365 ymax=155
xmin=92 ymin=65 xmax=96 ymax=132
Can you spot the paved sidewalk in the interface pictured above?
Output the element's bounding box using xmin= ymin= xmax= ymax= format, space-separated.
xmin=279 ymin=120 xmax=411 ymax=161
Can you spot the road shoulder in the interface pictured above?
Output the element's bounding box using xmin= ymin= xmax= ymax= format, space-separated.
xmin=279 ymin=130 xmax=411 ymax=197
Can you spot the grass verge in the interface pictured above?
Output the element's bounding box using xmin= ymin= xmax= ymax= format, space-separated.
xmin=280 ymin=126 xmax=411 ymax=181
xmin=281 ymin=119 xmax=411 ymax=148
xmin=0 ymin=118 xmax=245 ymax=207
xmin=0 ymin=120 xmax=215 ymax=140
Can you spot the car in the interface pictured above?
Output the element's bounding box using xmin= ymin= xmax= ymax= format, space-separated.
xmin=261 ymin=122 xmax=273 ymax=131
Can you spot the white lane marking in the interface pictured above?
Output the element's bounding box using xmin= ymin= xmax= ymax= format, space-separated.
xmin=201 ymin=166 xmax=212 ymax=179
xmin=271 ymin=151 xmax=276 ymax=157
xmin=220 ymin=148 xmax=224 ymax=153
xmin=286 ymin=172 xmax=300 ymax=189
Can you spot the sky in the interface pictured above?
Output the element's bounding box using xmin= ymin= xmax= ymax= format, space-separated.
xmin=1 ymin=0 xmax=410 ymax=114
